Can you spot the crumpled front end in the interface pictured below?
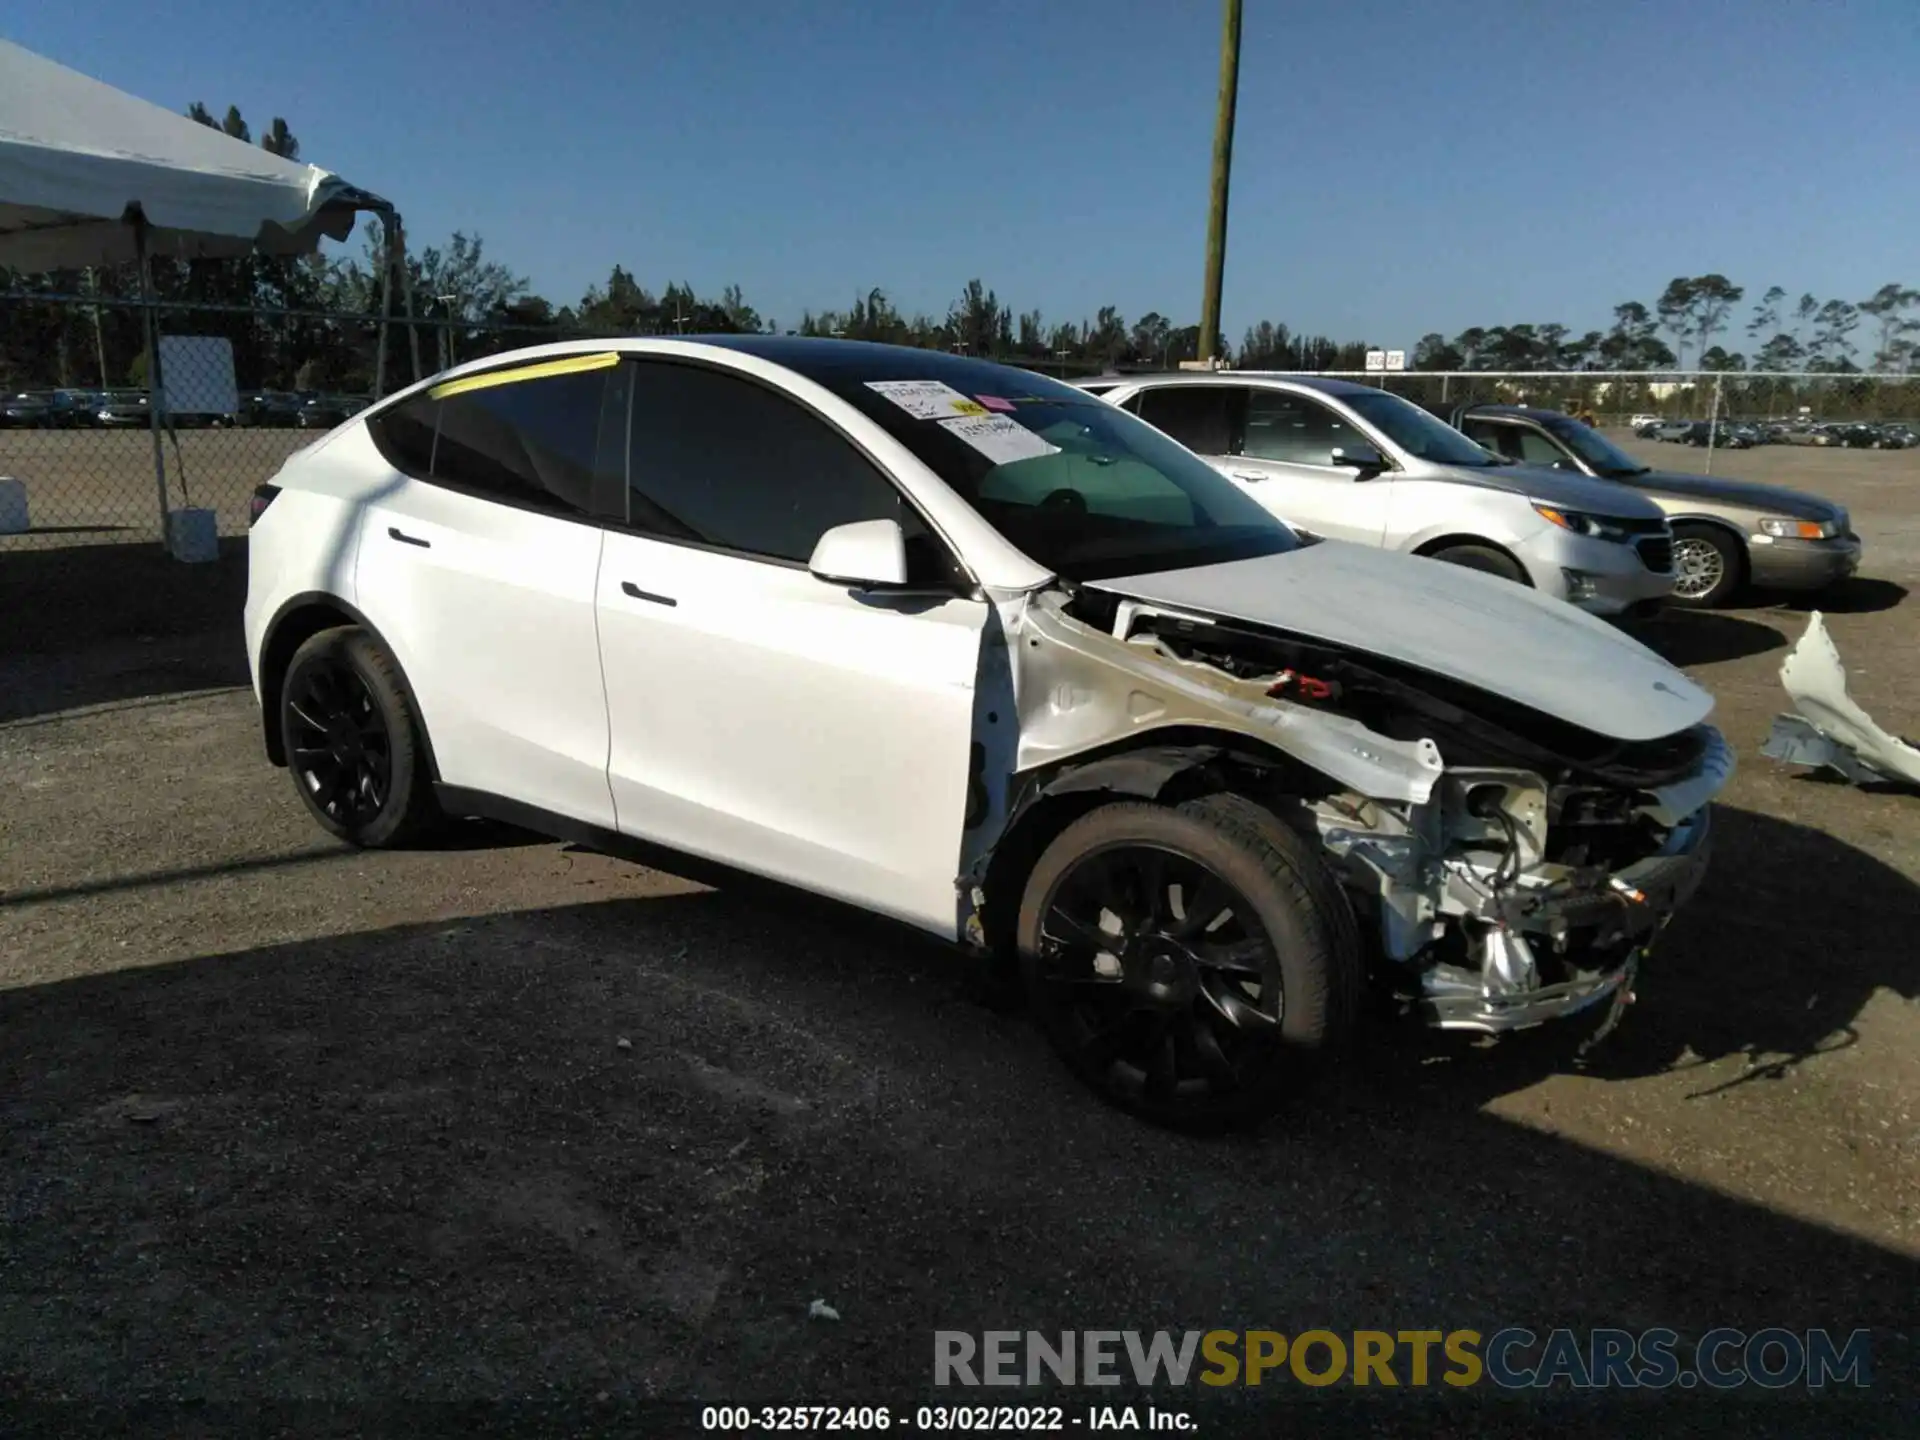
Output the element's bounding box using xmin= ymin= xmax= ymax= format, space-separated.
xmin=1307 ymin=728 xmax=1730 ymax=1031
xmin=974 ymin=583 xmax=1734 ymax=1036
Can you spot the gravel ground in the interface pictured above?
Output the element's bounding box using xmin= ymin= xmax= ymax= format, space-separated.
xmin=1 ymin=441 xmax=1917 ymax=1434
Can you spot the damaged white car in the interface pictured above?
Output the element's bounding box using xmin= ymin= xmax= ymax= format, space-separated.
xmin=244 ymin=338 xmax=1734 ymax=1127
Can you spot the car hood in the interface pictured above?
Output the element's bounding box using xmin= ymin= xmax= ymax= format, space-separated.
xmin=1093 ymin=539 xmax=1713 ymax=743
xmin=1625 ymin=469 xmax=1840 ymax=521
xmin=1421 ymin=461 xmax=1668 ymax=520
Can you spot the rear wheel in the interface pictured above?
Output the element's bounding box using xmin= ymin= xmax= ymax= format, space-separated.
xmin=280 ymin=626 xmax=439 ymax=847
xmin=1668 ymin=523 xmax=1743 ymax=608
xmin=1017 ymin=795 xmax=1359 ymax=1130
xmin=1427 ymin=543 xmax=1527 ymax=584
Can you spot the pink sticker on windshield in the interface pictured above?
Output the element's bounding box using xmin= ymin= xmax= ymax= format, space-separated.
xmin=975 ymin=394 xmax=1017 ymax=412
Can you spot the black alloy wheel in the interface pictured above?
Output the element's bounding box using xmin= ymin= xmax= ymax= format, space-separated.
xmin=287 ymin=658 xmax=390 ymax=829
xmin=279 ymin=626 xmax=437 ymax=847
xmin=1019 ymin=795 xmax=1357 ymax=1129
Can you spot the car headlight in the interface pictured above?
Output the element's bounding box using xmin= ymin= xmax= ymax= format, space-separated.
xmin=1532 ymin=503 xmax=1634 ymax=543
xmin=1758 ymin=516 xmax=1838 ymax=540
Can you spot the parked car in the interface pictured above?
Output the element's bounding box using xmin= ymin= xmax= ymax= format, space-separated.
xmin=1678 ymin=420 xmax=1748 ymax=448
xmin=93 ymin=389 xmax=150 ymax=426
xmin=47 ymin=388 xmax=102 ymax=427
xmin=1444 ymin=404 xmax=1861 ymax=608
xmin=1629 ymin=413 xmax=1661 ymax=431
xmin=1080 ymin=374 xmax=1673 ymax=617
xmin=1652 ymin=420 xmax=1696 ymax=442
xmin=293 ymin=393 xmax=367 ymax=429
xmin=1836 ymin=423 xmax=1908 ymax=449
xmin=235 ymin=391 xmax=305 ymax=428
xmin=1632 ymin=418 xmax=1666 ymax=439
xmin=245 ymin=338 xmax=1731 ymax=1127
xmin=0 ymin=390 xmax=53 ymax=427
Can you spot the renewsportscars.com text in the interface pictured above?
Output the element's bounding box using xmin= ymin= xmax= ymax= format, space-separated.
xmin=933 ymin=1327 xmax=1872 ymax=1390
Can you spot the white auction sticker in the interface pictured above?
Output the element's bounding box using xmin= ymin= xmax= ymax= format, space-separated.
xmin=865 ymin=379 xmax=988 ymax=420
xmin=938 ymin=413 xmax=1062 ymax=465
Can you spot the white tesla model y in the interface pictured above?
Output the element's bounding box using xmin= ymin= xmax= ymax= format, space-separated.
xmin=245 ymin=338 xmax=1732 ymax=1127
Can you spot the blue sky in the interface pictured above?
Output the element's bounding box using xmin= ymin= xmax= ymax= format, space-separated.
xmin=9 ymin=0 xmax=1917 ymax=343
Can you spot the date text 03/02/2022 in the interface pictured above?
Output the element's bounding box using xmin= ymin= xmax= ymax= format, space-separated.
xmin=699 ymin=1405 xmax=1191 ymax=1431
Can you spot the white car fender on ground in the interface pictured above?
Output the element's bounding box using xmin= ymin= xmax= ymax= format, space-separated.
xmin=1761 ymin=611 xmax=1920 ymax=787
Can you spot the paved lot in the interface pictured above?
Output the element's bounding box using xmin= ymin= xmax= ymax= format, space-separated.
xmin=1 ymin=445 xmax=1918 ymax=1431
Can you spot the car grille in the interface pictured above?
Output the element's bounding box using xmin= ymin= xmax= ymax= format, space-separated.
xmin=1636 ymin=535 xmax=1673 ymax=572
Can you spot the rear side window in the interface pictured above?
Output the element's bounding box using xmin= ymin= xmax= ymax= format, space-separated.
xmin=624 ymin=360 xmax=958 ymax=582
xmin=365 ymin=361 xmax=620 ymax=517
xmin=1134 ymin=386 xmax=1238 ymax=455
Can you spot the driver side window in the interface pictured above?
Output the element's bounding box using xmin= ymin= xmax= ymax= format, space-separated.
xmin=1241 ymin=390 xmax=1362 ymax=467
xmin=1510 ymin=426 xmax=1571 ymax=467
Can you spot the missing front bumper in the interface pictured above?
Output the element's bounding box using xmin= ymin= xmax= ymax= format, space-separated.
xmin=1416 ymin=806 xmax=1711 ymax=1033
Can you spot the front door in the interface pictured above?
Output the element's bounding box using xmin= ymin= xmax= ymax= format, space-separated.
xmin=1227 ymin=388 xmax=1395 ymax=545
xmin=594 ymin=358 xmax=988 ymax=937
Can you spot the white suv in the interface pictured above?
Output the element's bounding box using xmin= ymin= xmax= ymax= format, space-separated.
xmin=245 ymin=338 xmax=1731 ymax=1128
xmin=1083 ymin=375 xmax=1677 ymax=617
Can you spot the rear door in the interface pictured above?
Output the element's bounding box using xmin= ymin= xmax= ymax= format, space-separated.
xmin=356 ymin=354 xmax=623 ymax=827
xmin=594 ymin=358 xmax=989 ymax=936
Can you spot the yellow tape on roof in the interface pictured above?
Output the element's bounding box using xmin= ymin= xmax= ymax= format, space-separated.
xmin=428 ymin=351 xmax=621 ymax=401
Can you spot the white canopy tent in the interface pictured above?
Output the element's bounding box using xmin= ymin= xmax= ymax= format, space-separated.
xmin=0 ymin=39 xmax=416 ymax=551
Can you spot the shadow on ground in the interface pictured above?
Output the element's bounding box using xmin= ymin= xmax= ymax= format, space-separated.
xmin=0 ymin=806 xmax=1911 ymax=1426
xmin=0 ymin=538 xmax=250 ymax=723
xmin=1621 ymin=608 xmax=1786 ymax=666
xmin=1762 ymin=576 xmax=1910 ymax=616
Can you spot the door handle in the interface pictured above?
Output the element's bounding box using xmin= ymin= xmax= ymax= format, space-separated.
xmin=387 ymin=526 xmax=430 ymax=548
xmin=620 ymin=581 xmax=678 ymax=608
xmin=1231 ymin=471 xmax=1266 ymax=483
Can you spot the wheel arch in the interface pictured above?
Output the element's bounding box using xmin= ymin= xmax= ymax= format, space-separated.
xmin=971 ymin=727 xmax=1337 ymax=957
xmin=258 ymin=592 xmax=440 ymax=779
xmin=1411 ymin=532 xmax=1533 ymax=581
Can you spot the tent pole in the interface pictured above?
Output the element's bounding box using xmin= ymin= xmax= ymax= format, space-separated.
xmin=135 ymin=217 xmax=171 ymax=553
xmin=373 ymin=210 xmax=395 ymax=399
xmin=393 ymin=213 xmax=423 ymax=382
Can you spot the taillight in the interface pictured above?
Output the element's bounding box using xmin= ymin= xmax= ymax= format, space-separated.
xmin=248 ymin=483 xmax=281 ymax=526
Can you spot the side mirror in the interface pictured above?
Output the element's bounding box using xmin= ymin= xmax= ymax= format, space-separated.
xmin=808 ymin=518 xmax=909 ymax=589
xmin=1329 ymin=443 xmax=1386 ymax=477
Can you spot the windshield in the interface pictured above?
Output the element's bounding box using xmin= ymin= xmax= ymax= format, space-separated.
xmin=791 ymin=350 xmax=1304 ymax=581
xmin=1542 ymin=416 xmax=1649 ymax=476
xmin=1340 ymin=389 xmax=1504 ymax=467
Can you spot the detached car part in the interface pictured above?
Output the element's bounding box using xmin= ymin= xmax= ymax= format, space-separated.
xmin=1762 ymin=611 xmax=1920 ymax=788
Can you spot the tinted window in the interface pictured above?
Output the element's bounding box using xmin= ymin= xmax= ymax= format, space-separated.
xmin=1241 ymin=389 xmax=1362 ymax=465
xmin=1460 ymin=418 xmax=1525 ymax=461
xmin=366 ymin=394 xmax=438 ymax=476
xmin=434 ymin=368 xmax=612 ymax=513
xmin=1135 ymin=386 xmax=1237 ymax=454
xmin=625 ymin=361 xmax=954 ymax=578
xmin=365 ymin=365 xmax=615 ymax=516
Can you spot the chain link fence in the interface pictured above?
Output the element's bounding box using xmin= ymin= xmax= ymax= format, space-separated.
xmin=9 ymin=290 xmax=1920 ymax=555
xmin=1231 ymin=368 xmax=1920 ymax=431
xmin=0 ymin=291 xmax=581 ymax=551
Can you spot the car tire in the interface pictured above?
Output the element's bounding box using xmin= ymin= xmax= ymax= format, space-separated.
xmin=1668 ymin=523 xmax=1743 ymax=609
xmin=280 ymin=625 xmax=440 ymax=848
xmin=1017 ymin=793 xmax=1360 ymax=1131
xmin=1427 ymin=543 xmax=1527 ymax=584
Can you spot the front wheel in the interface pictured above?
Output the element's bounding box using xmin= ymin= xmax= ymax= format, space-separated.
xmin=1017 ymin=794 xmax=1360 ymax=1130
xmin=280 ymin=626 xmax=440 ymax=847
xmin=1668 ymin=524 xmax=1744 ymax=609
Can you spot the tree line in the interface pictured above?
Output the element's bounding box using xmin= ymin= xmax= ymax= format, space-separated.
xmin=3 ymin=105 xmax=1917 ymax=394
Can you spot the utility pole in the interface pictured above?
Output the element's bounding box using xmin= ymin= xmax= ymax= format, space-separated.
xmin=1197 ymin=0 xmax=1242 ymax=366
